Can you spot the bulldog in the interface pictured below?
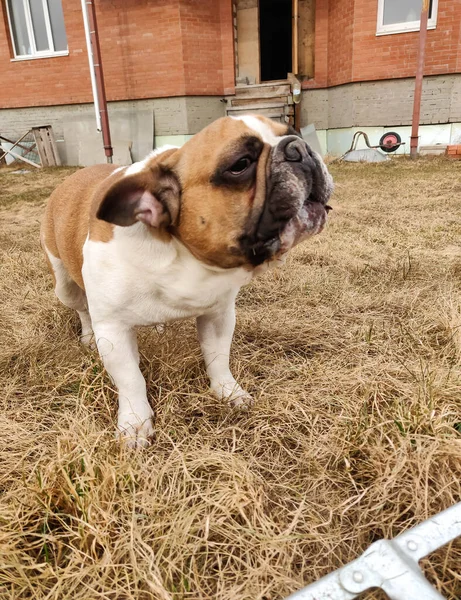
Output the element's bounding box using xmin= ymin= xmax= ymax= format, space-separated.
xmin=41 ymin=115 xmax=333 ymax=447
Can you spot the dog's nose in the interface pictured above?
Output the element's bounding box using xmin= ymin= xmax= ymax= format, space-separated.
xmin=279 ymin=136 xmax=309 ymax=162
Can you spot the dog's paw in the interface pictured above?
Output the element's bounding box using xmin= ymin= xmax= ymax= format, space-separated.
xmin=228 ymin=389 xmax=254 ymax=409
xmin=80 ymin=332 xmax=97 ymax=350
xmin=211 ymin=381 xmax=254 ymax=409
xmin=117 ymin=414 xmax=155 ymax=448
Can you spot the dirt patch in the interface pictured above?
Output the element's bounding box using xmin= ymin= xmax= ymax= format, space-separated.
xmin=0 ymin=158 xmax=460 ymax=599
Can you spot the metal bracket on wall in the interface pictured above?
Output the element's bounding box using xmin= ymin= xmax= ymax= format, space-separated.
xmin=285 ymin=503 xmax=461 ymax=600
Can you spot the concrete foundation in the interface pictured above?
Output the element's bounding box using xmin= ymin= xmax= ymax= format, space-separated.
xmin=300 ymin=73 xmax=461 ymax=155
xmin=2 ymin=73 xmax=461 ymax=163
xmin=0 ymin=96 xmax=225 ymax=166
xmin=301 ymin=74 xmax=461 ymax=131
xmin=316 ymin=123 xmax=460 ymax=157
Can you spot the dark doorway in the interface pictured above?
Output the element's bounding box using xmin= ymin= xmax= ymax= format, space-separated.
xmin=259 ymin=0 xmax=292 ymax=82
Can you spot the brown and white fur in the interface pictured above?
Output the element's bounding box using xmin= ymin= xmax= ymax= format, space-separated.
xmin=41 ymin=115 xmax=333 ymax=447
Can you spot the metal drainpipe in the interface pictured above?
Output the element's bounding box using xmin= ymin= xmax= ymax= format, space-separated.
xmin=85 ymin=0 xmax=113 ymax=163
xmin=81 ymin=0 xmax=101 ymax=132
xmin=410 ymin=0 xmax=429 ymax=159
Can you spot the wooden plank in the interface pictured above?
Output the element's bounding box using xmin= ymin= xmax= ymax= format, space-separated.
xmin=0 ymin=131 xmax=31 ymax=162
xmin=0 ymin=133 xmax=32 ymax=155
xmin=33 ymin=129 xmax=46 ymax=166
xmin=47 ymin=128 xmax=61 ymax=166
xmin=227 ymin=108 xmax=286 ymax=119
xmin=235 ymin=84 xmax=291 ymax=98
xmin=34 ymin=128 xmax=52 ymax=166
xmin=0 ymin=145 xmax=41 ymax=168
xmin=230 ymin=95 xmax=289 ymax=107
xmin=41 ymin=129 xmax=54 ymax=167
xmin=292 ymin=0 xmax=299 ymax=75
xmin=33 ymin=126 xmax=60 ymax=167
xmin=236 ymin=79 xmax=289 ymax=88
xmin=298 ymin=0 xmax=315 ymax=78
xmin=227 ymin=101 xmax=287 ymax=111
xmin=236 ymin=3 xmax=260 ymax=84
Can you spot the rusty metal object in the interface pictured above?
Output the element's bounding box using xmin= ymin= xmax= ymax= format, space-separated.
xmin=85 ymin=0 xmax=113 ymax=163
xmin=379 ymin=131 xmax=402 ymax=153
xmin=333 ymin=130 xmax=405 ymax=163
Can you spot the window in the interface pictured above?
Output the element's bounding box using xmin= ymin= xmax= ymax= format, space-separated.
xmin=377 ymin=0 xmax=438 ymax=36
xmin=6 ymin=0 xmax=68 ymax=59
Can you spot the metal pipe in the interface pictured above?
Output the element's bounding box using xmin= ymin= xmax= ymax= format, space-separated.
xmin=86 ymin=0 xmax=113 ymax=162
xmin=410 ymin=0 xmax=429 ymax=159
xmin=81 ymin=0 xmax=101 ymax=131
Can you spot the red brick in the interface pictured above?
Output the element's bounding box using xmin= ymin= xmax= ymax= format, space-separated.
xmin=447 ymin=145 xmax=461 ymax=157
xmin=303 ymin=0 xmax=461 ymax=90
xmin=0 ymin=0 xmax=234 ymax=108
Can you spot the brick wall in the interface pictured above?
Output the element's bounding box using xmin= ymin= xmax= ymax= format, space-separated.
xmin=220 ymin=0 xmax=236 ymax=93
xmin=0 ymin=0 xmax=235 ymax=109
xmin=305 ymin=0 xmax=461 ymax=90
xmin=327 ymin=0 xmax=354 ymax=87
xmin=308 ymin=1 xmax=328 ymax=88
xmin=179 ymin=0 xmax=234 ymax=96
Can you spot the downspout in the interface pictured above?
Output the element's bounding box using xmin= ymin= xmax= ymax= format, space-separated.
xmin=81 ymin=0 xmax=101 ymax=131
xmin=82 ymin=0 xmax=113 ymax=163
xmin=410 ymin=0 xmax=429 ymax=159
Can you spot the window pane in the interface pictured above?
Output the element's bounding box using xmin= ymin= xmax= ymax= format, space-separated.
xmin=7 ymin=0 xmax=32 ymax=55
xmin=47 ymin=0 xmax=67 ymax=51
xmin=383 ymin=0 xmax=422 ymax=25
xmin=30 ymin=0 xmax=50 ymax=51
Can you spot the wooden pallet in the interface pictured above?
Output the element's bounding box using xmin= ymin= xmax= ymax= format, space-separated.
xmin=0 ymin=125 xmax=61 ymax=168
xmin=32 ymin=126 xmax=61 ymax=167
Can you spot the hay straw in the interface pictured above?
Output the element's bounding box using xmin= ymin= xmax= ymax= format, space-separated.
xmin=0 ymin=158 xmax=460 ymax=599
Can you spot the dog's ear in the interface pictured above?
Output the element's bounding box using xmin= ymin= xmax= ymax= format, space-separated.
xmin=97 ymin=164 xmax=181 ymax=228
xmin=308 ymin=150 xmax=334 ymax=206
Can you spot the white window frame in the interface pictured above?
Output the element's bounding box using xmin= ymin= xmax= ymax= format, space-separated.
xmin=376 ymin=0 xmax=438 ymax=36
xmin=6 ymin=0 xmax=69 ymax=60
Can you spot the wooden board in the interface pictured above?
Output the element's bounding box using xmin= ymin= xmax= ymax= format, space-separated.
xmin=298 ymin=0 xmax=315 ymax=78
xmin=234 ymin=84 xmax=292 ymax=99
xmin=0 ymin=145 xmax=41 ymax=168
xmin=230 ymin=95 xmax=290 ymax=107
xmin=236 ymin=5 xmax=260 ymax=83
xmin=228 ymin=105 xmax=294 ymax=118
xmin=32 ymin=126 xmax=61 ymax=167
xmin=227 ymin=101 xmax=287 ymax=111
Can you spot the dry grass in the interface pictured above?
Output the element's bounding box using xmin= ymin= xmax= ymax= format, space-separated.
xmin=1 ymin=158 xmax=461 ymax=599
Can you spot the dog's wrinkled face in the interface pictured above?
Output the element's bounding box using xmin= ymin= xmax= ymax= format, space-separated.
xmin=165 ymin=115 xmax=333 ymax=268
xmin=97 ymin=115 xmax=333 ymax=270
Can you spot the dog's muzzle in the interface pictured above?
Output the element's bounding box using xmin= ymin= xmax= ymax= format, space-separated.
xmin=240 ymin=136 xmax=332 ymax=266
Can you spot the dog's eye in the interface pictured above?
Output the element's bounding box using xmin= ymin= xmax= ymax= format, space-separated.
xmin=229 ymin=157 xmax=252 ymax=175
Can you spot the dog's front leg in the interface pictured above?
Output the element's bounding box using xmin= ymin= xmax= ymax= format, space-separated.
xmin=93 ymin=322 xmax=154 ymax=447
xmin=197 ymin=299 xmax=253 ymax=408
